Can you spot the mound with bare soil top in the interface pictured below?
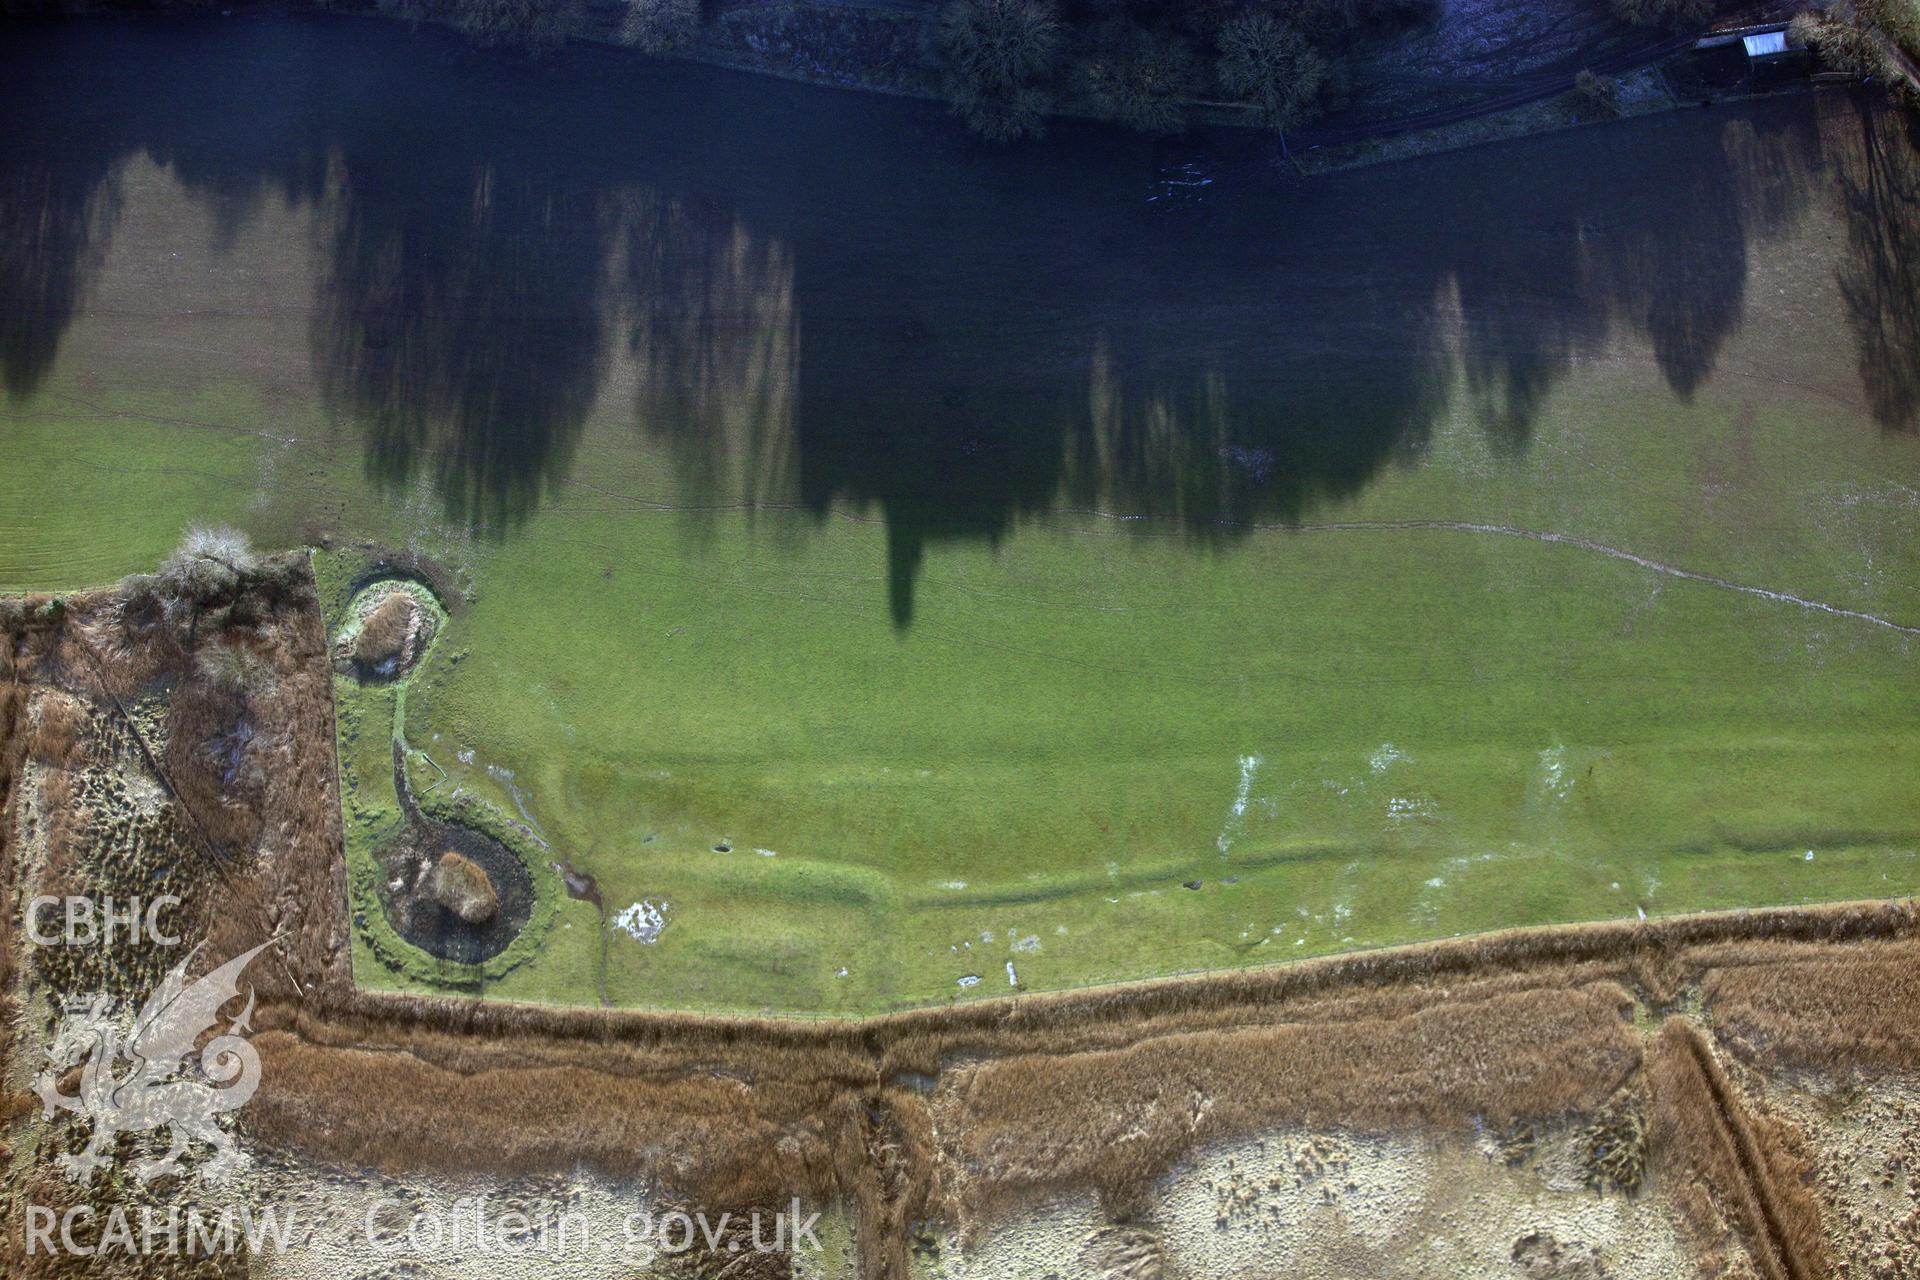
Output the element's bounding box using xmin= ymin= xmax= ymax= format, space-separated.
xmin=376 ymin=818 xmax=533 ymax=965
xmin=350 ymin=591 xmax=417 ymax=670
xmin=427 ymin=849 xmax=499 ymax=923
xmin=336 ymin=583 xmax=437 ymax=681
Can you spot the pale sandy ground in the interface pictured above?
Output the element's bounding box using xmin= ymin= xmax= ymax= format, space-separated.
xmin=244 ymin=1153 xmax=859 ymax=1280
xmin=912 ymin=1122 xmax=1692 ymax=1280
xmin=1769 ymin=1072 xmax=1920 ymax=1280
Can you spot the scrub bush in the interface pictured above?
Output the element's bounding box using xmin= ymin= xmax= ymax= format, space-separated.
xmin=1078 ymin=23 xmax=1204 ymax=135
xmin=159 ymin=525 xmax=256 ymax=604
xmin=450 ymin=0 xmax=569 ymax=51
xmin=1216 ymin=13 xmax=1330 ymax=130
xmin=1575 ymin=69 xmax=1622 ymax=118
xmin=197 ymin=640 xmax=278 ymax=698
xmin=621 ymin=0 xmax=699 ymax=53
xmin=936 ymin=0 xmax=1064 ymax=141
xmin=1609 ymin=0 xmax=1713 ymax=31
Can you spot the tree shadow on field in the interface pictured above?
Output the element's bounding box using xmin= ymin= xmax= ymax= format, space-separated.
xmin=0 ymin=16 xmax=333 ymax=401
xmin=0 ymin=152 xmax=120 ymax=403
xmin=311 ymin=153 xmax=608 ymax=534
xmin=728 ymin=100 xmax=1822 ymax=622
xmin=1829 ymin=96 xmax=1920 ymax=434
xmin=0 ymin=16 xmax=1906 ymax=621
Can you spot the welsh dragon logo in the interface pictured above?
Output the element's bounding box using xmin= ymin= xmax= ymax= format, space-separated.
xmin=34 ymin=940 xmax=274 ymax=1185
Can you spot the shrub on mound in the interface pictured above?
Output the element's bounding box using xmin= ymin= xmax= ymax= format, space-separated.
xmin=427 ymin=851 xmax=499 ymax=924
xmin=352 ymin=592 xmax=418 ymax=672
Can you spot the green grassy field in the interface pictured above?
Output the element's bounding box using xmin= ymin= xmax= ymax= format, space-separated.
xmin=383 ymin=365 xmax=1920 ymax=1013
xmin=3 ymin=83 xmax=1917 ymax=1014
xmin=7 ymin=343 xmax=1914 ymax=1014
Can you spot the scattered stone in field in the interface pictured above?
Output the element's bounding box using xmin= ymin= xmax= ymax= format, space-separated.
xmin=1011 ymin=934 xmax=1041 ymax=952
xmin=835 ymin=967 xmax=849 ymax=978
xmin=1216 ymin=443 xmax=1272 ymax=481
xmin=125 ymin=774 xmax=167 ymax=816
xmin=1793 ymin=1079 xmax=1920 ymax=1277
xmin=611 ymin=898 xmax=668 ymax=943
xmin=957 ymin=974 xmax=980 ymax=988
xmin=756 ymin=847 xmax=777 ymax=857
xmin=940 ymin=880 xmax=967 ymax=890
xmin=427 ymin=850 xmax=498 ymax=924
xmin=1143 ymin=1123 xmax=1688 ymax=1277
xmin=712 ymin=842 xmax=731 ymax=853
xmin=1006 ymin=961 xmax=1018 ymax=985
xmin=1183 ymin=880 xmax=1203 ymax=890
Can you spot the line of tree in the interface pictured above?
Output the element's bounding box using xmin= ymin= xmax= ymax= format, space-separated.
xmin=1608 ymin=0 xmax=1713 ymax=30
xmin=443 ymin=0 xmax=697 ymax=54
xmin=935 ymin=0 xmax=1434 ymax=141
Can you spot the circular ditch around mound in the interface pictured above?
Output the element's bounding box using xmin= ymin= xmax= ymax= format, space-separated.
xmin=373 ymin=816 xmax=535 ymax=965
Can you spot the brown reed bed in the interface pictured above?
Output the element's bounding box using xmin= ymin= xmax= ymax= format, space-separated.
xmin=1647 ymin=1018 xmax=1831 ymax=1280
